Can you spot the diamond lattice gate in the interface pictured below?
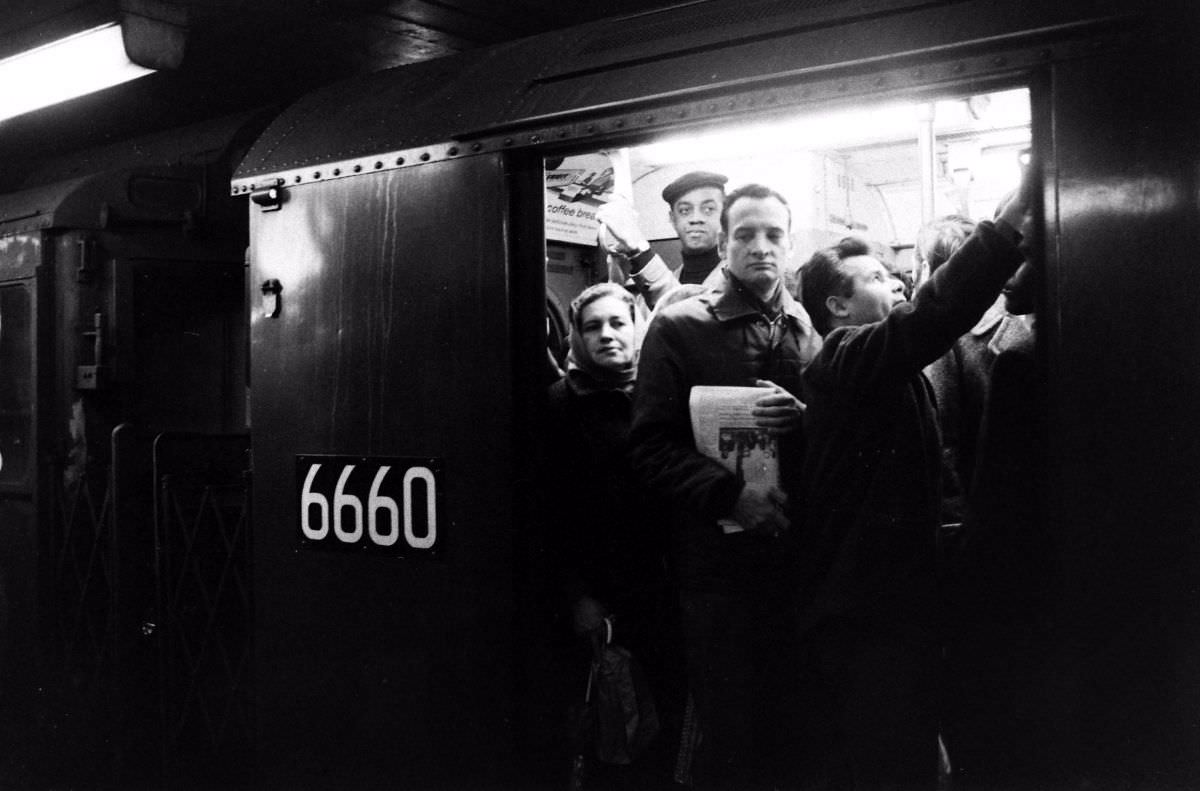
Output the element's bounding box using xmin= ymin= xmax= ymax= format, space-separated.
xmin=46 ymin=460 xmax=118 ymax=781
xmin=153 ymin=433 xmax=254 ymax=786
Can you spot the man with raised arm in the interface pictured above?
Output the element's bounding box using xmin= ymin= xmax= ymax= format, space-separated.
xmin=596 ymin=171 xmax=728 ymax=311
xmin=794 ymin=168 xmax=1035 ymax=790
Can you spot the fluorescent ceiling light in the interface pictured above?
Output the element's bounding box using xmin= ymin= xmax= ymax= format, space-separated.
xmin=0 ymin=23 xmax=155 ymax=123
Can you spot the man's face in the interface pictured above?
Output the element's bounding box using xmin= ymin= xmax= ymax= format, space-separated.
xmin=669 ymin=186 xmax=723 ymax=254
xmin=720 ymin=196 xmax=792 ymax=299
xmin=832 ymin=255 xmax=908 ymax=326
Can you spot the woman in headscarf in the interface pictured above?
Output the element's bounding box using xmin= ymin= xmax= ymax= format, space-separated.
xmin=542 ymin=282 xmax=680 ymax=789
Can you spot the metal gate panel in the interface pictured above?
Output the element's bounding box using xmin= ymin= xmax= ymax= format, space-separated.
xmin=52 ymin=468 xmax=114 ymax=678
xmin=153 ymin=432 xmax=253 ymax=784
xmin=45 ymin=462 xmax=118 ymax=780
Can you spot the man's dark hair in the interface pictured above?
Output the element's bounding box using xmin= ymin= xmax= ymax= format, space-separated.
xmin=800 ymin=237 xmax=872 ymax=336
xmin=719 ymin=183 xmax=791 ymax=233
xmin=915 ymin=214 xmax=975 ymax=276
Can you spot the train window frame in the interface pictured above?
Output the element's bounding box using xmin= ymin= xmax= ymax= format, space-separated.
xmin=535 ymin=80 xmax=1041 ymax=355
xmin=520 ymin=74 xmax=1051 ymax=553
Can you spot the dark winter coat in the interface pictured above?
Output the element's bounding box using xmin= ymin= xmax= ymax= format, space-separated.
xmin=543 ymin=370 xmax=668 ymax=613
xmin=630 ymin=274 xmax=822 ymax=593
xmin=924 ymin=297 xmax=1007 ymax=527
xmin=798 ymin=220 xmax=1025 ymax=638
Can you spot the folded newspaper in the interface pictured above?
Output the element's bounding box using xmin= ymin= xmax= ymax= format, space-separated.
xmin=688 ymin=386 xmax=780 ymax=534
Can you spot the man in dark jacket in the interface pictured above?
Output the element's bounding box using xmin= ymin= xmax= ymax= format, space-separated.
xmin=631 ymin=184 xmax=821 ymax=789
xmin=795 ymin=174 xmax=1032 ymax=789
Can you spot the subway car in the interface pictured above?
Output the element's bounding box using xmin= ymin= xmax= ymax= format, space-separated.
xmin=0 ymin=110 xmax=270 ymax=786
xmin=2 ymin=0 xmax=1199 ymax=787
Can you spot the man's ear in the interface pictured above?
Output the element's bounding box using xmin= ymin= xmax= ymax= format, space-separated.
xmin=826 ymin=294 xmax=850 ymax=319
xmin=718 ymin=231 xmax=727 ymax=258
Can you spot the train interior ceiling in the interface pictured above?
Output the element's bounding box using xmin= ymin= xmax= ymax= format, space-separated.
xmin=545 ymin=86 xmax=1030 ymax=315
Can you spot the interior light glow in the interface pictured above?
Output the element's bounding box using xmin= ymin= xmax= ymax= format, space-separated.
xmin=0 ymin=23 xmax=155 ymax=123
xmin=638 ymin=103 xmax=919 ymax=166
xmin=638 ymin=89 xmax=1031 ymax=167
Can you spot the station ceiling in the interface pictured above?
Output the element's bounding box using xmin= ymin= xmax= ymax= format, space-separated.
xmin=0 ymin=0 xmax=687 ymax=188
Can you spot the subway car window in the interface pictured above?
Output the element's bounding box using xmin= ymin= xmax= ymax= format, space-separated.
xmin=543 ymin=87 xmax=1031 ymax=324
xmin=0 ymin=283 xmax=32 ymax=486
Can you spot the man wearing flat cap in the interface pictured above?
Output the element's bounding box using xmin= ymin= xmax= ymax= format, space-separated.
xmin=596 ymin=170 xmax=729 ymax=312
xmin=660 ymin=170 xmax=728 ymax=284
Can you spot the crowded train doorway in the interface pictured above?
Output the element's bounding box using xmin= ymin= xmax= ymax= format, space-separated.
xmin=535 ymin=83 xmax=1040 ymax=784
xmin=542 ymin=86 xmax=1032 ymax=365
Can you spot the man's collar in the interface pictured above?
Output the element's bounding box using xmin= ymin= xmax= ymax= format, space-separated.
xmin=987 ymin=311 xmax=1035 ymax=356
xmin=969 ymin=296 xmax=1007 ymax=337
xmin=711 ymin=270 xmax=814 ymax=329
xmin=680 ymin=247 xmax=720 ymax=267
xmin=677 ymin=248 xmax=721 ymax=286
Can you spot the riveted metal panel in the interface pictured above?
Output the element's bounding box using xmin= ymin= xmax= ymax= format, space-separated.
xmin=248 ymin=154 xmax=517 ymax=787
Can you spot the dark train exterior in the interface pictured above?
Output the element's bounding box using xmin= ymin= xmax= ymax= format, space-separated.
xmin=2 ymin=0 xmax=1199 ymax=787
xmin=0 ymin=112 xmax=265 ymax=786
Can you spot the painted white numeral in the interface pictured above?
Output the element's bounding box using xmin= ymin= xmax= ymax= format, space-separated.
xmin=305 ymin=462 xmax=437 ymax=549
xmin=368 ymin=466 xmax=400 ymax=546
xmin=403 ymin=466 xmax=437 ymax=549
xmin=333 ymin=465 xmax=364 ymax=542
xmin=300 ymin=464 xmax=329 ymax=540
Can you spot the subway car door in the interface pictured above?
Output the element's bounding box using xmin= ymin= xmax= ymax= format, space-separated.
xmin=247 ymin=154 xmax=518 ymax=787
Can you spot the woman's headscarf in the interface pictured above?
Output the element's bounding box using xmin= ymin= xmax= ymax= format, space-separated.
xmin=565 ymin=282 xmax=638 ymax=392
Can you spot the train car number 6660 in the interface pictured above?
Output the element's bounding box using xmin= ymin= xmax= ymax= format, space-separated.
xmin=296 ymin=455 xmax=443 ymax=555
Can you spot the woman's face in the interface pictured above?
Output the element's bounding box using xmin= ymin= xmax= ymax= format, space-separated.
xmin=579 ymin=295 xmax=635 ymax=371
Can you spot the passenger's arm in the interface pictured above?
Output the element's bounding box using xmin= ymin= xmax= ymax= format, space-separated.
xmin=629 ymin=317 xmax=742 ymax=522
xmin=597 ymin=199 xmax=650 ymax=257
xmin=598 ymin=200 xmax=681 ymax=310
xmin=813 ymin=220 xmax=1026 ymax=392
xmin=627 ymin=249 xmax=680 ymax=311
xmin=730 ymin=482 xmax=791 ymax=536
xmin=814 ymin=172 xmax=1032 ymax=391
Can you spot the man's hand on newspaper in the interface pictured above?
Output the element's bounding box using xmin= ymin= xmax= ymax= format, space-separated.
xmin=751 ymin=379 xmax=805 ymax=436
xmin=596 ymin=199 xmax=650 ymax=256
xmin=731 ymin=483 xmax=790 ymax=536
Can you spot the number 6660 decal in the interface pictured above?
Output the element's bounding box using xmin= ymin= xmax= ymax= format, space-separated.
xmin=297 ymin=456 xmax=443 ymax=555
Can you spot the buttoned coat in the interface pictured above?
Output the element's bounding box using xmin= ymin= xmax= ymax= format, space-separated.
xmin=630 ymin=275 xmax=822 ymax=593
